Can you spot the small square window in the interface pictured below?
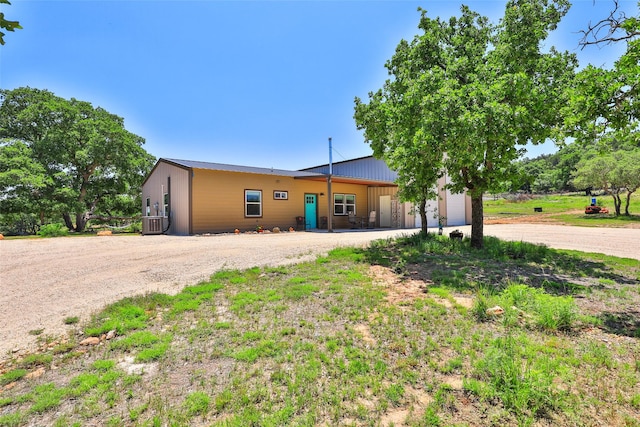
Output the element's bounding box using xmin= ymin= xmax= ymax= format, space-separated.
xmin=274 ymin=191 xmax=288 ymax=200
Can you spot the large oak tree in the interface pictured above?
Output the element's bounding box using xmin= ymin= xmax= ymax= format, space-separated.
xmin=0 ymin=87 xmax=155 ymax=232
xmin=355 ymin=0 xmax=576 ymax=248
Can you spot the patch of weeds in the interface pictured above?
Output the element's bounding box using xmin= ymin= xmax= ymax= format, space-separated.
xmin=384 ymin=383 xmax=405 ymax=406
xmin=214 ymin=321 xmax=232 ymax=329
xmin=230 ymin=291 xmax=263 ymax=313
xmin=0 ymin=411 xmax=24 ymax=427
xmin=471 ymin=286 xmax=493 ymax=322
xmin=283 ymin=283 xmax=319 ymax=300
xmin=420 ymin=406 xmax=442 ymax=427
xmin=212 ymin=268 xmax=259 ymax=285
xmin=52 ymin=342 xmax=75 ymax=355
xmin=37 ymin=223 xmax=68 ymax=237
xmin=484 ymin=238 xmax=551 ymax=263
xmin=471 ymin=333 xmax=563 ymax=424
xmin=109 ymin=331 xmax=172 ymax=362
xmin=430 ymin=268 xmax=469 ymax=290
xmin=28 ymin=329 xmax=44 ymax=336
xmin=440 ymin=357 xmax=463 ymax=374
xmin=214 ymin=389 xmax=234 ymax=412
xmin=337 ymin=269 xmax=368 ymax=283
xmin=427 ymin=286 xmax=451 ymax=299
xmin=0 ymin=397 xmax=14 ymax=408
xmin=183 ymin=391 xmax=210 ymax=416
xmin=231 ymin=339 xmax=282 ymax=362
xmin=478 ymin=284 xmax=581 ymax=331
xmin=128 ymin=403 xmax=149 ymax=422
xmin=327 ymin=247 xmax=365 ymax=263
xmin=85 ymin=299 xmax=150 ymax=336
xmin=29 ymin=382 xmax=67 ymax=413
xmin=182 ymin=281 xmax=224 ymax=295
xmin=63 ymin=316 xmax=79 ymax=325
xmin=169 ymin=293 xmax=204 ymax=315
xmin=20 ymin=353 xmax=53 ymax=368
xmin=580 ymin=342 xmax=615 ymax=369
xmin=0 ymin=369 xmax=27 ymax=386
xmin=92 ymin=359 xmax=115 ymax=371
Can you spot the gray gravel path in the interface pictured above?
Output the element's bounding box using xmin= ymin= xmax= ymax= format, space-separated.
xmin=1 ymin=224 xmax=638 ymax=358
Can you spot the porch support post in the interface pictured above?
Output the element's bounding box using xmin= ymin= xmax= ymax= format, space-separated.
xmin=327 ymin=137 xmax=333 ymax=233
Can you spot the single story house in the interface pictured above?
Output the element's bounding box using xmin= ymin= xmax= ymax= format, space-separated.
xmin=141 ymin=156 xmax=471 ymax=235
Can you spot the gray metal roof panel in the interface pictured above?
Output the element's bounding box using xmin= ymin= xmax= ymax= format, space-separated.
xmin=163 ymin=158 xmax=326 ymax=178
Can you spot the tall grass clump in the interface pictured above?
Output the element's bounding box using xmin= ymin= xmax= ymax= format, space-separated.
xmin=482 ymin=237 xmax=550 ymax=262
xmin=84 ymin=299 xmax=150 ymax=336
xmin=476 ymin=284 xmax=579 ymax=331
xmin=37 ymin=223 xmax=68 ymax=237
xmin=468 ymin=334 xmax=563 ymax=426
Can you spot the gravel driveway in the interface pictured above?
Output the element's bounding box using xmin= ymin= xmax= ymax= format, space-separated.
xmin=1 ymin=225 xmax=639 ymax=358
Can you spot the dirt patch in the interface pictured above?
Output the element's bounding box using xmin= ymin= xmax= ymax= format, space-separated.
xmin=370 ymin=265 xmax=428 ymax=306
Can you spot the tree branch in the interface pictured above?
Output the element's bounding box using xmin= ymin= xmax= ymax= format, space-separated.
xmin=579 ymin=0 xmax=639 ymax=48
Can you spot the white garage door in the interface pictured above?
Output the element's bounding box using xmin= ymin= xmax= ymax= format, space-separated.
xmin=426 ymin=199 xmax=439 ymax=227
xmin=446 ymin=190 xmax=466 ymax=226
xmin=412 ymin=199 xmax=439 ymax=228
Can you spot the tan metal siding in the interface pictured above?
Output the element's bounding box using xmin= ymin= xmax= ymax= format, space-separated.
xmin=366 ymin=187 xmax=399 ymax=228
xmin=190 ymin=169 xmax=370 ymax=233
xmin=141 ymin=162 xmax=190 ymax=235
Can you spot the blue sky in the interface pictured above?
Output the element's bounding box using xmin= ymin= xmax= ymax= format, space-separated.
xmin=1 ymin=0 xmax=637 ymax=170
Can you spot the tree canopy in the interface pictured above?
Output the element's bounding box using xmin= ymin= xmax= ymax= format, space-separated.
xmin=0 ymin=87 xmax=156 ymax=233
xmin=572 ymin=149 xmax=640 ymax=215
xmin=355 ymin=0 xmax=576 ymax=248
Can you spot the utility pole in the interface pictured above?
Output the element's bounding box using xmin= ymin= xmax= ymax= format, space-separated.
xmin=327 ymin=137 xmax=333 ymax=233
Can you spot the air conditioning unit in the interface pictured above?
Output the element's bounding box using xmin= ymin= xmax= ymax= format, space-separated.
xmin=142 ymin=216 xmax=164 ymax=235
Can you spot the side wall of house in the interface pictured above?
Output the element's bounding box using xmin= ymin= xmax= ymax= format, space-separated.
xmin=190 ymin=169 xmax=369 ymax=233
xmin=141 ymin=162 xmax=191 ymax=235
xmin=367 ymin=187 xmax=401 ymax=228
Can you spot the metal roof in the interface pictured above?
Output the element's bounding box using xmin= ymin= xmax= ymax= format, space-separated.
xmin=300 ymin=156 xmax=398 ymax=183
xmin=151 ymin=157 xmax=396 ymax=187
xmin=162 ymin=158 xmax=326 ymax=179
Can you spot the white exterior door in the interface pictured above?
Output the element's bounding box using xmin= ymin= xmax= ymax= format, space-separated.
xmin=379 ymin=195 xmax=392 ymax=227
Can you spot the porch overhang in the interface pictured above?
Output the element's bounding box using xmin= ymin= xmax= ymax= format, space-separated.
xmin=294 ymin=174 xmax=396 ymax=187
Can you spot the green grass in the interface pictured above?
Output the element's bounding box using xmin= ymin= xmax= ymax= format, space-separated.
xmin=484 ymin=193 xmax=640 ymax=227
xmin=0 ymin=237 xmax=638 ymax=426
xmin=0 ymin=370 xmax=27 ymax=387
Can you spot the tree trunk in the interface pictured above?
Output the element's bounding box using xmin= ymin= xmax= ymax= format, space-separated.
xmin=75 ymin=212 xmax=87 ymax=233
xmin=419 ymin=200 xmax=428 ymax=235
xmin=624 ymin=191 xmax=633 ymax=216
xmin=612 ymin=192 xmax=622 ymax=216
xmin=470 ymin=194 xmax=484 ymax=249
xmin=62 ymin=213 xmax=74 ymax=231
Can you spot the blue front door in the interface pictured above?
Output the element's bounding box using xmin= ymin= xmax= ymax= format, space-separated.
xmin=304 ymin=194 xmax=317 ymax=229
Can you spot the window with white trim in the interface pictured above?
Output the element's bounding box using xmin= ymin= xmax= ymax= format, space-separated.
xmin=146 ymin=198 xmax=151 ymax=216
xmin=274 ymin=191 xmax=288 ymax=200
xmin=245 ymin=190 xmax=262 ymax=217
xmin=334 ymin=193 xmax=355 ymax=215
xmin=163 ymin=193 xmax=169 ymax=217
